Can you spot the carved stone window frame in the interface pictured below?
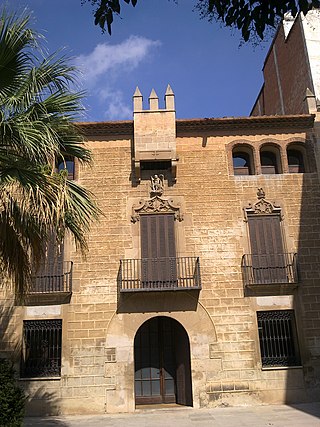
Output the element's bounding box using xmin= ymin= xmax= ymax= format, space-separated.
xmin=244 ymin=188 xmax=282 ymax=220
xmin=131 ymin=195 xmax=183 ymax=223
xmin=243 ymin=188 xmax=288 ymax=258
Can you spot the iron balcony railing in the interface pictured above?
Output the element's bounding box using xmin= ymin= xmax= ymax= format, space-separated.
xmin=119 ymin=257 xmax=201 ymax=292
xmin=241 ymin=253 xmax=298 ymax=287
xmin=30 ymin=261 xmax=73 ymax=294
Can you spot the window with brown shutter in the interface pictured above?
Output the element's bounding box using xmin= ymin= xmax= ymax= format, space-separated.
xmin=31 ymin=238 xmax=73 ymax=293
xmin=140 ymin=214 xmax=177 ymax=289
xmin=248 ymin=215 xmax=287 ymax=284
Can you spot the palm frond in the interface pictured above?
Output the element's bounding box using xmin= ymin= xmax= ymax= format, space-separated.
xmin=0 ymin=9 xmax=100 ymax=296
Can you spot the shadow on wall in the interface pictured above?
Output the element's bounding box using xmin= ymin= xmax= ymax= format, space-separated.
xmin=286 ymin=143 xmax=320 ymax=415
xmin=117 ymin=291 xmax=199 ymax=314
xmin=0 ymin=304 xmax=19 ymax=358
xmin=0 ymin=305 xmax=64 ymax=421
xmin=23 ymin=385 xmax=63 ymax=417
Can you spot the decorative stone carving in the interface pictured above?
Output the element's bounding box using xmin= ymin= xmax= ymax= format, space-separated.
xmin=131 ymin=195 xmax=183 ymax=223
xmin=150 ymin=174 xmax=164 ymax=196
xmin=257 ymin=188 xmax=265 ymax=199
xmin=245 ymin=188 xmax=281 ymax=216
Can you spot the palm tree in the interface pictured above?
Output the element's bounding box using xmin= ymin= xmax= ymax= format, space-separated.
xmin=0 ymin=10 xmax=100 ymax=296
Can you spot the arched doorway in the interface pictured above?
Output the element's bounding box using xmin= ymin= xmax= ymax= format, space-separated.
xmin=134 ymin=316 xmax=193 ymax=406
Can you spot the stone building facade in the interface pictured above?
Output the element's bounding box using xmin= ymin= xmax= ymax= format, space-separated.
xmin=1 ymin=87 xmax=320 ymax=415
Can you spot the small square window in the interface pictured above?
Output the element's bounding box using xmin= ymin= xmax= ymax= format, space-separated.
xmin=58 ymin=157 xmax=75 ymax=180
xmin=257 ymin=310 xmax=300 ymax=368
xmin=21 ymin=320 xmax=62 ymax=378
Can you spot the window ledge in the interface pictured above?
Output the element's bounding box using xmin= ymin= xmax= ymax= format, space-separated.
xmin=233 ymin=174 xmax=257 ymax=178
xmin=19 ymin=376 xmax=61 ymax=381
xmin=261 ymin=365 xmax=302 ymax=371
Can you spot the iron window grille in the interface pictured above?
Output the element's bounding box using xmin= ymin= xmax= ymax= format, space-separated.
xmin=257 ymin=310 xmax=300 ymax=368
xmin=21 ymin=320 xmax=62 ymax=378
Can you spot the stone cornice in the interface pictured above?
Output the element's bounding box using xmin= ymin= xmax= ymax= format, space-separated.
xmin=176 ymin=114 xmax=315 ymax=134
xmin=76 ymin=114 xmax=315 ymax=137
xmin=77 ymin=120 xmax=133 ymax=136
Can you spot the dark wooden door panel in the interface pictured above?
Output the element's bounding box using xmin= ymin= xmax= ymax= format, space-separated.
xmin=135 ymin=317 xmax=176 ymax=405
xmin=134 ymin=317 xmax=193 ymax=406
xmin=175 ymin=323 xmax=193 ymax=406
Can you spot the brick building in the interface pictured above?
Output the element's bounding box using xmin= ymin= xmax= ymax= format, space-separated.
xmin=250 ymin=9 xmax=320 ymax=181
xmin=251 ymin=10 xmax=320 ymax=116
xmin=1 ymin=84 xmax=320 ymax=415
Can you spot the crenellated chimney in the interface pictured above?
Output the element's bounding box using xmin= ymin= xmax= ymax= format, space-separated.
xmin=133 ymin=85 xmax=177 ymax=182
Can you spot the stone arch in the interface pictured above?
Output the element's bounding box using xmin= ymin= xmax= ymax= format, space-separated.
xmin=104 ymin=294 xmax=217 ymax=412
xmin=106 ymin=294 xmax=217 ymax=350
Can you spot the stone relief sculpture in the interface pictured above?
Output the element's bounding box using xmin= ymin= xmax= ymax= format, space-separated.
xmin=245 ymin=188 xmax=281 ymax=217
xmin=131 ymin=173 xmax=183 ymax=223
xmin=150 ymin=174 xmax=164 ymax=195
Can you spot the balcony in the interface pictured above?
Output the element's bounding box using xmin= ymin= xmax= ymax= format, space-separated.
xmin=241 ymin=253 xmax=298 ymax=294
xmin=119 ymin=257 xmax=201 ymax=292
xmin=25 ymin=261 xmax=73 ymax=304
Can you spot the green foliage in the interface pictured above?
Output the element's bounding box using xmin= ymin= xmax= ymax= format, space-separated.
xmin=0 ymin=359 xmax=25 ymax=427
xmin=84 ymin=0 xmax=320 ymax=41
xmin=0 ymin=9 xmax=101 ymax=296
xmin=83 ymin=0 xmax=137 ymax=34
xmin=200 ymin=0 xmax=320 ymax=41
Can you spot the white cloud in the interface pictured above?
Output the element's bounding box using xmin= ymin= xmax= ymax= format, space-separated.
xmin=75 ymin=35 xmax=161 ymax=84
xmin=75 ymin=35 xmax=161 ymax=120
xmin=100 ymin=89 xmax=132 ymax=120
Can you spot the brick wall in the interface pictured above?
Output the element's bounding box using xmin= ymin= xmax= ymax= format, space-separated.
xmin=252 ymin=16 xmax=313 ymax=116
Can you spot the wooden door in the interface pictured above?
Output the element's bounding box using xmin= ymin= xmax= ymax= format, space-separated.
xmin=140 ymin=214 xmax=176 ymax=288
xmin=248 ymin=215 xmax=286 ymax=283
xmin=175 ymin=322 xmax=193 ymax=406
xmin=134 ymin=317 xmax=176 ymax=405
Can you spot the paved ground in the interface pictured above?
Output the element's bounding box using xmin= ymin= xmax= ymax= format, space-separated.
xmin=24 ymin=403 xmax=320 ymax=427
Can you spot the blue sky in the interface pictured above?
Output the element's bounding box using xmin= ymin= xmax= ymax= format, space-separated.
xmin=14 ymin=0 xmax=271 ymax=121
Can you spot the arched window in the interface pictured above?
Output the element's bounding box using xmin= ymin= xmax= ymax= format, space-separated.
xmin=260 ymin=147 xmax=281 ymax=174
xmin=287 ymin=148 xmax=305 ymax=173
xmin=232 ymin=146 xmax=254 ymax=175
xmin=57 ymin=157 xmax=75 ymax=180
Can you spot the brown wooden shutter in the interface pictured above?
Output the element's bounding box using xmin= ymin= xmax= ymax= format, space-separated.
xmin=35 ymin=237 xmax=64 ymax=292
xmin=248 ymin=215 xmax=286 ymax=283
xmin=140 ymin=214 xmax=176 ymax=288
xmin=248 ymin=215 xmax=283 ymax=255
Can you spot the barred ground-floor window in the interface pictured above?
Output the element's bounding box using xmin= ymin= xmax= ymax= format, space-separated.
xmin=21 ymin=319 xmax=62 ymax=378
xmin=257 ymin=310 xmax=301 ymax=368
